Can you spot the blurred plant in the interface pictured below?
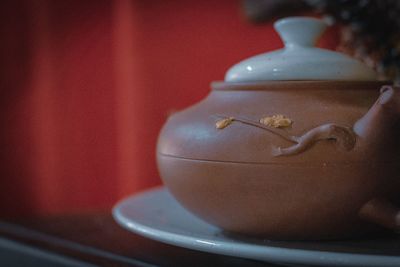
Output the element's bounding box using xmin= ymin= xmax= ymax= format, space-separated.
xmin=310 ymin=0 xmax=400 ymax=82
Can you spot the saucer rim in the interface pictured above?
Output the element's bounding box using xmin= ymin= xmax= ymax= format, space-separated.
xmin=112 ymin=186 xmax=400 ymax=267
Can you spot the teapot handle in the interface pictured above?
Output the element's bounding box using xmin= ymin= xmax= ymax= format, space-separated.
xmin=359 ymin=198 xmax=400 ymax=231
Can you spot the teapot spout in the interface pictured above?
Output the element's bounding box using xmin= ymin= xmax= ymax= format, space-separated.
xmin=354 ymin=86 xmax=400 ymax=139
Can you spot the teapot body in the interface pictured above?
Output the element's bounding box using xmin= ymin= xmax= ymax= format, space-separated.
xmin=157 ymin=81 xmax=400 ymax=240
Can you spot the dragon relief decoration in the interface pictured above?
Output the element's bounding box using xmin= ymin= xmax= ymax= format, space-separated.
xmin=215 ymin=114 xmax=356 ymax=156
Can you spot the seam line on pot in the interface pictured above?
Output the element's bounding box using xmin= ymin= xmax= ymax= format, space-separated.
xmin=158 ymin=153 xmax=394 ymax=166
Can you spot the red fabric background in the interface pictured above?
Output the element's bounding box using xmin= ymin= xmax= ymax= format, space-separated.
xmin=0 ymin=0 xmax=338 ymax=217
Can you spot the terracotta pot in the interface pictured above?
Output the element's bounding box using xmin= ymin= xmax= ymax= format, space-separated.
xmin=156 ymin=17 xmax=400 ymax=240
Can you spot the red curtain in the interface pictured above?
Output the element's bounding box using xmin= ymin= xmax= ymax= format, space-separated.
xmin=0 ymin=0 xmax=339 ymax=217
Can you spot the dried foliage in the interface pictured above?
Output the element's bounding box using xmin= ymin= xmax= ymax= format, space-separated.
xmin=308 ymin=0 xmax=400 ymax=81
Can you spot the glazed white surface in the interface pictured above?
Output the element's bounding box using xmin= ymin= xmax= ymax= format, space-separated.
xmin=225 ymin=17 xmax=378 ymax=82
xmin=113 ymin=187 xmax=400 ymax=267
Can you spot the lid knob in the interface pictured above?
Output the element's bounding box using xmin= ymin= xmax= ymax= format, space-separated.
xmin=274 ymin=17 xmax=327 ymax=47
xmin=224 ymin=16 xmax=378 ymax=82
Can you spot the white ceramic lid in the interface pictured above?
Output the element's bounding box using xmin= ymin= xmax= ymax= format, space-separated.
xmin=225 ymin=17 xmax=378 ymax=82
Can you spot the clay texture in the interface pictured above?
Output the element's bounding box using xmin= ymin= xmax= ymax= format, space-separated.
xmin=157 ymin=81 xmax=400 ymax=240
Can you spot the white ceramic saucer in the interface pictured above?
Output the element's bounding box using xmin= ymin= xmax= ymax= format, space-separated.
xmin=113 ymin=187 xmax=400 ymax=267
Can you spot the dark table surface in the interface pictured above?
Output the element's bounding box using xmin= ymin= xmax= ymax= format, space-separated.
xmin=0 ymin=213 xmax=282 ymax=267
xmin=2 ymin=213 xmax=400 ymax=267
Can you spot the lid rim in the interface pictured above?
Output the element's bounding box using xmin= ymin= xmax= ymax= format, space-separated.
xmin=211 ymin=80 xmax=390 ymax=91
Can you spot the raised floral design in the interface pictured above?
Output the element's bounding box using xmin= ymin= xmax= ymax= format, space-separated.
xmin=259 ymin=114 xmax=292 ymax=128
xmin=215 ymin=115 xmax=356 ymax=157
xmin=215 ymin=117 xmax=235 ymax=129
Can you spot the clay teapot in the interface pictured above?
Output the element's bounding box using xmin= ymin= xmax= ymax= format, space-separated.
xmin=156 ymin=17 xmax=400 ymax=240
